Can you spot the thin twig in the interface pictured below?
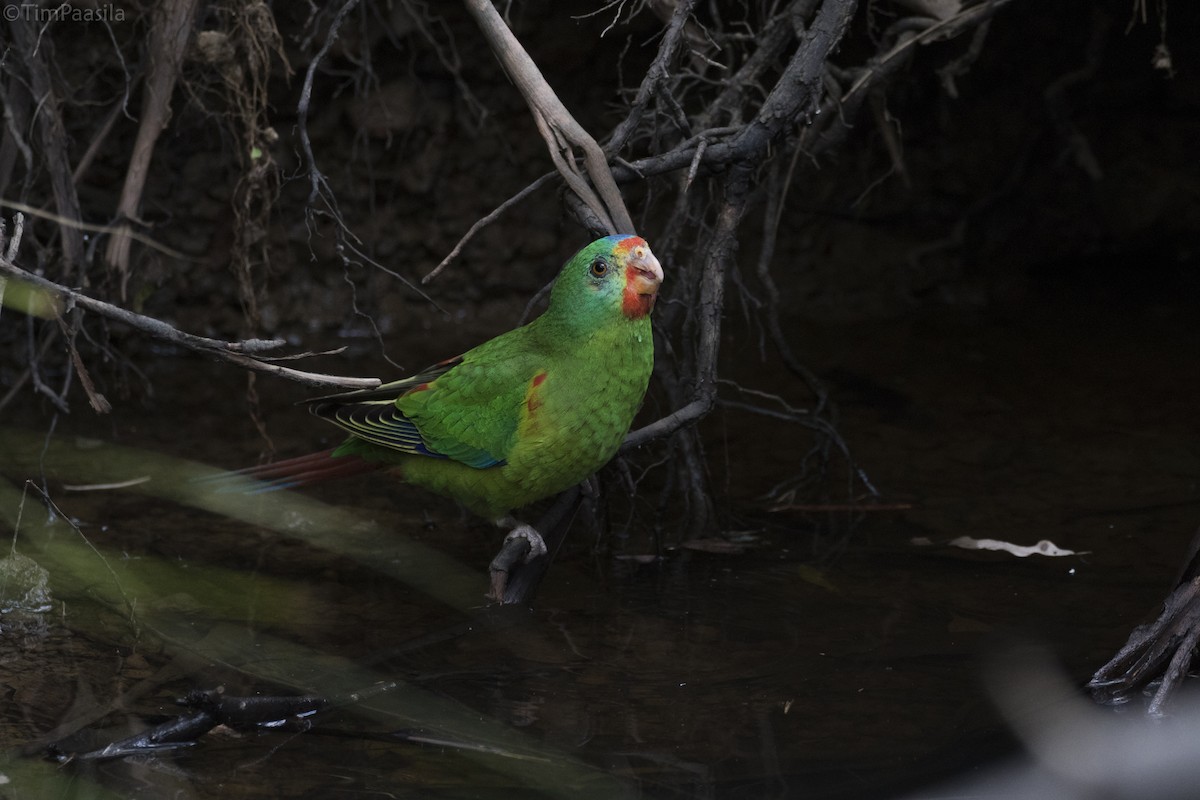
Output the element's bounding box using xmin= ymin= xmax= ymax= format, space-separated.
xmin=605 ymin=0 xmax=699 ymax=156
xmin=424 ymin=172 xmax=556 ymax=283
xmin=71 ymin=75 xmax=138 ymax=185
xmin=297 ymin=0 xmax=361 ymax=208
xmin=0 ymin=200 xmax=192 ymax=261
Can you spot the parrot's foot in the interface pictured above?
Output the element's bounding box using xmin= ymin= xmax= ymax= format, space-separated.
xmin=505 ymin=524 xmax=548 ymax=561
xmin=488 ymin=524 xmax=547 ymax=603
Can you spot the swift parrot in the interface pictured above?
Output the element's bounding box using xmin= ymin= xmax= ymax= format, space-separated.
xmin=227 ymin=235 xmax=663 ymax=597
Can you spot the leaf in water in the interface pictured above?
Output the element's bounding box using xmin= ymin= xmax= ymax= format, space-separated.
xmin=796 ymin=564 xmax=840 ymax=593
xmin=945 ymin=536 xmax=1086 ymax=558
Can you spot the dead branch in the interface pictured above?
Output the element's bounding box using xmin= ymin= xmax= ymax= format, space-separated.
xmin=9 ymin=19 xmax=87 ymax=274
xmin=0 ymin=78 xmax=33 ymax=199
xmin=104 ymin=0 xmax=200 ymax=298
xmin=1090 ymin=526 xmax=1200 ymax=715
xmin=0 ymin=256 xmax=380 ymax=392
xmin=1 ymin=209 xmax=24 ymax=261
xmin=294 ymin=0 xmax=434 ymax=320
xmin=462 ymin=0 xmax=635 ymax=234
xmin=606 ymin=0 xmax=700 ymax=156
xmin=693 ymin=5 xmax=800 ymax=132
xmin=630 ymin=0 xmax=857 ymax=435
xmin=622 ymin=396 xmax=712 ymax=452
xmin=600 ymin=0 xmax=1014 ymax=188
xmin=72 ymin=89 xmax=137 ymax=186
xmin=0 ymin=200 xmax=191 ymax=261
xmin=296 ymin=0 xmax=360 ymax=211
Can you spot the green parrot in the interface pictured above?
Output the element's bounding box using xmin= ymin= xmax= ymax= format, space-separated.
xmin=231 ymin=234 xmax=662 ymax=583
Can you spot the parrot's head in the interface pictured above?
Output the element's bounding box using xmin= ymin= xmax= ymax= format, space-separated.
xmin=551 ymin=235 xmax=663 ymax=324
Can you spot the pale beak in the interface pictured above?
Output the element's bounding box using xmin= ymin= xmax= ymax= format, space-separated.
xmin=628 ymin=244 xmax=664 ymax=296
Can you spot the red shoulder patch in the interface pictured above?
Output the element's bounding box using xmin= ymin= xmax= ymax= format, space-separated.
xmin=526 ymin=371 xmax=547 ymax=415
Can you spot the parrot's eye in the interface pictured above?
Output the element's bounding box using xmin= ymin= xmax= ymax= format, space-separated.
xmin=589 ymin=257 xmax=609 ymax=278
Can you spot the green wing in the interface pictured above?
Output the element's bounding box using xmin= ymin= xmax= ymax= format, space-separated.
xmin=307 ymin=330 xmax=543 ymax=469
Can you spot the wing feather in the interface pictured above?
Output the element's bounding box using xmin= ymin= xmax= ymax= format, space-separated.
xmin=307 ymin=341 xmax=541 ymax=470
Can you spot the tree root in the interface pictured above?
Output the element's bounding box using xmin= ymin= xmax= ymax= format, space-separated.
xmin=1089 ymin=527 xmax=1200 ymax=715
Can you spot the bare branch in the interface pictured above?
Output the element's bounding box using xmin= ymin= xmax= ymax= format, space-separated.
xmin=602 ymin=0 xmax=1012 ymax=189
xmin=423 ymin=172 xmax=556 ymax=283
xmin=621 ymin=396 xmax=712 ymax=452
xmin=0 ymin=257 xmax=380 ymax=392
xmin=606 ymin=0 xmax=700 ymax=156
xmin=103 ymin=0 xmax=200 ymax=297
xmin=0 ymin=200 xmax=191 ymax=261
xmin=297 ymin=0 xmax=361 ymax=210
xmin=462 ymin=0 xmax=635 ymax=234
xmin=10 ymin=18 xmax=88 ymax=274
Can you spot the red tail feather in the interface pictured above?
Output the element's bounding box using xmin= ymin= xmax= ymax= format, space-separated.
xmin=212 ymin=448 xmax=384 ymax=492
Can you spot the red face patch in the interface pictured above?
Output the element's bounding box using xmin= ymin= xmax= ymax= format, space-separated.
xmin=613 ymin=235 xmax=646 ymax=254
xmin=622 ymin=261 xmax=658 ymax=319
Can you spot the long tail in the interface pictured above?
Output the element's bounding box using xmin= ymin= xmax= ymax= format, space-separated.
xmin=199 ymin=448 xmax=384 ymax=493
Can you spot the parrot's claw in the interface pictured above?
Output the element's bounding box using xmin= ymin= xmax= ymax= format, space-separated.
xmin=487 ymin=524 xmax=547 ymax=603
xmin=505 ymin=524 xmax=548 ymax=562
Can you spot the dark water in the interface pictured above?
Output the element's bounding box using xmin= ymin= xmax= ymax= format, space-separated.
xmin=2 ymin=285 xmax=1198 ymax=798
